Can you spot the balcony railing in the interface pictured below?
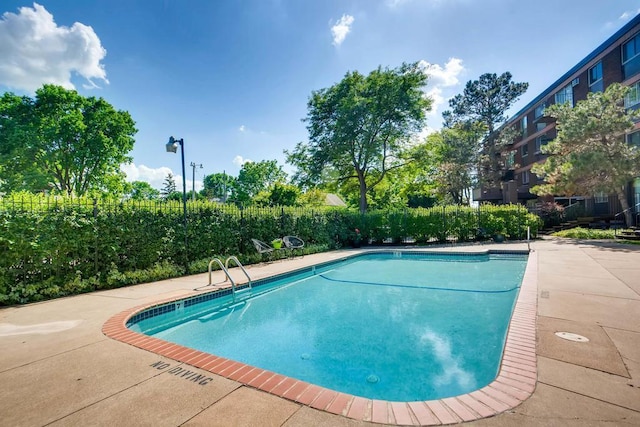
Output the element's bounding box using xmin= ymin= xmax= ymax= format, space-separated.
xmin=473 ymin=187 xmax=503 ymax=202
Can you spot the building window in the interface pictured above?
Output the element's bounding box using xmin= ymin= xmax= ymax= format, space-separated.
xmin=634 ymin=178 xmax=640 ymax=211
xmin=535 ymin=135 xmax=551 ymax=153
xmin=628 ymin=131 xmax=640 ymax=146
xmin=594 ymin=192 xmax=608 ymax=203
xmin=522 ymin=170 xmax=530 ymax=185
xmin=625 ymin=81 xmax=640 ymax=109
xmin=623 ymin=32 xmax=640 ymax=80
xmin=521 ymin=143 xmax=528 ymax=158
xmin=521 ymin=116 xmax=528 ymax=138
xmin=534 ymin=104 xmax=545 ymax=119
xmin=588 ymin=62 xmax=603 ymax=92
xmin=505 ymin=150 xmax=516 ymax=168
xmin=536 ymin=122 xmax=546 ymax=132
xmin=555 ymin=83 xmax=574 ymax=106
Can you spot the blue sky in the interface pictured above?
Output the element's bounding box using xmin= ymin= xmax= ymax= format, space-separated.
xmin=1 ymin=1 xmax=639 ymax=191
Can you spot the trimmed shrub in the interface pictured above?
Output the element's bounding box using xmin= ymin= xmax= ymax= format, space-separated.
xmin=0 ymin=194 xmax=540 ymax=305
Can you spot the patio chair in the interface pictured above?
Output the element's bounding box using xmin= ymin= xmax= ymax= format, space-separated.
xmin=283 ymin=235 xmax=304 ymax=257
xmin=251 ymin=238 xmax=275 ymax=261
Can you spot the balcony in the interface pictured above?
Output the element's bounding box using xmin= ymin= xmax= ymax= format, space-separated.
xmin=517 ymin=187 xmax=538 ymax=200
xmin=473 ymin=187 xmax=502 ymax=202
xmin=533 ymin=113 xmax=555 ymax=124
xmin=502 ymin=169 xmax=515 ymax=182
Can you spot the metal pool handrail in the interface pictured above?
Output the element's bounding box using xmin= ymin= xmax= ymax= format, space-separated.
xmin=208 ymin=258 xmax=234 ymax=288
xmin=225 ymin=256 xmax=252 ymax=295
xmin=207 ymin=256 xmax=252 ymax=300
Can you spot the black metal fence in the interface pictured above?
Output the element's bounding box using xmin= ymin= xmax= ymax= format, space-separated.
xmin=0 ymin=195 xmax=540 ymax=304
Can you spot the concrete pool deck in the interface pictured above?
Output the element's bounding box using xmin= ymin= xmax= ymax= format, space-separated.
xmin=1 ymin=239 xmax=639 ymax=426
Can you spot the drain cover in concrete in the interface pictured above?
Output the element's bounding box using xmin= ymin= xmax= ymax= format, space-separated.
xmin=555 ymin=331 xmax=589 ymax=342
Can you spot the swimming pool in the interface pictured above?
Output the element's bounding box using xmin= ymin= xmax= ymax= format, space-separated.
xmin=127 ymin=251 xmax=528 ymax=402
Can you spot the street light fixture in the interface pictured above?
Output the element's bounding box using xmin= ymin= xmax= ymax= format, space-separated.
xmin=165 ymin=136 xmax=189 ymax=274
xmin=190 ymin=162 xmax=203 ymax=201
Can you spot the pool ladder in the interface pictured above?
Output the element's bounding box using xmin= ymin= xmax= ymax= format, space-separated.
xmin=207 ymin=256 xmax=252 ymax=299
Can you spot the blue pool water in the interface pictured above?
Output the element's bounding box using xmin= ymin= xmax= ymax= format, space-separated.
xmin=130 ymin=252 xmax=528 ymax=401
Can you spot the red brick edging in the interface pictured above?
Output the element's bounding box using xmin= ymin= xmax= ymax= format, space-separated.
xmin=103 ymin=251 xmax=538 ymax=425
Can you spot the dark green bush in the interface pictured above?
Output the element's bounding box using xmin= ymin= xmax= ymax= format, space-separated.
xmin=551 ymin=227 xmax=617 ymax=239
xmin=0 ymin=193 xmax=540 ymax=305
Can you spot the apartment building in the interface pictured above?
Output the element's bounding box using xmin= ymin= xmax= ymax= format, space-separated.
xmin=474 ymin=13 xmax=640 ymax=222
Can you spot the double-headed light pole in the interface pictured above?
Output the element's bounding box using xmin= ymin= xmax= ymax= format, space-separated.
xmin=165 ymin=136 xmax=189 ymax=273
xmin=190 ymin=162 xmax=203 ymax=201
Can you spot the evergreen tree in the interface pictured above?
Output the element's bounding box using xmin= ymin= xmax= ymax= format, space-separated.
xmin=161 ymin=173 xmax=177 ymax=199
xmin=532 ymin=83 xmax=640 ymax=226
xmin=443 ymin=72 xmax=528 ymax=186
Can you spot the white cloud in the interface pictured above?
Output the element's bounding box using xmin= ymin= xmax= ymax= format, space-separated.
xmin=418 ymin=58 xmax=465 ymax=123
xmin=426 ymin=86 xmax=445 ymax=115
xmin=0 ymin=3 xmax=108 ymax=92
xmin=619 ymin=9 xmax=640 ymax=21
xmin=331 ymin=14 xmax=354 ymax=46
xmin=233 ymin=155 xmax=252 ymax=167
xmin=121 ymin=163 xmax=173 ymax=189
xmin=238 ymin=125 xmax=246 ymax=132
xmin=120 ymin=163 xmax=203 ymax=192
xmin=386 ymin=0 xmax=409 ymax=7
xmin=386 ymin=0 xmax=449 ymax=8
xmin=419 ymin=58 xmax=464 ymax=87
xmin=605 ymin=8 xmax=640 ymax=29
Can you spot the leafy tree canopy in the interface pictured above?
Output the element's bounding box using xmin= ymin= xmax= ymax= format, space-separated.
xmin=230 ymin=160 xmax=287 ymax=205
xmin=161 ymin=173 xmax=177 ymax=199
xmin=444 ymin=72 xmax=528 ymax=134
xmin=531 ymin=83 xmax=640 ymax=226
xmin=443 ymin=72 xmax=528 ymax=188
xmin=202 ymin=172 xmax=235 ymax=201
xmin=255 ymin=182 xmax=301 ymax=207
xmin=0 ymin=84 xmax=137 ymax=196
xmin=127 ymin=180 xmax=160 ymax=200
xmin=287 ymin=62 xmax=432 ymax=213
xmin=425 ymin=122 xmax=485 ymax=204
xmin=298 ymin=188 xmax=329 ymax=207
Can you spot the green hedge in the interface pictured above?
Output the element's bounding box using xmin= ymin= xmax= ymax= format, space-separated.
xmin=0 ymin=194 xmax=540 ymax=305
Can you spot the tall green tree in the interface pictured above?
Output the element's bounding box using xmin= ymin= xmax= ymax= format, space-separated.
xmin=531 ymin=83 xmax=640 ymax=226
xmin=425 ymin=122 xmax=484 ymax=204
xmin=443 ymin=72 xmax=528 ymax=186
xmin=298 ymin=188 xmax=330 ymax=207
xmin=127 ymin=180 xmax=160 ymax=200
xmin=201 ymin=172 xmax=234 ymax=201
xmin=231 ymin=160 xmax=287 ymax=205
xmin=161 ymin=173 xmax=177 ymax=199
xmin=0 ymin=92 xmax=47 ymax=192
xmin=254 ymin=182 xmax=301 ymax=207
xmin=287 ymin=62 xmax=432 ymax=213
xmin=0 ymin=85 xmax=137 ymax=195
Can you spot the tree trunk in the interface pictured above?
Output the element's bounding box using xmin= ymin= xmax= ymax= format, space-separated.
xmin=357 ymin=170 xmax=368 ymax=214
xmin=615 ymin=187 xmax=633 ymax=227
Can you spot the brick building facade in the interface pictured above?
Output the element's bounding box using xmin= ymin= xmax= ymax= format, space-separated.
xmin=474 ymin=14 xmax=640 ymax=224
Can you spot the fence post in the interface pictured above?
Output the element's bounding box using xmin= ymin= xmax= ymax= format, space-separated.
xmin=281 ymin=206 xmax=285 ymax=237
xmin=403 ymin=208 xmax=407 ymax=244
xmin=517 ymin=205 xmax=521 ymax=240
xmin=240 ymin=205 xmax=245 ymax=253
xmin=93 ymin=198 xmax=99 ymax=281
xmin=442 ymin=205 xmax=446 ymax=242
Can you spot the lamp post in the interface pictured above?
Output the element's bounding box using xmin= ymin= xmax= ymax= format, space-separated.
xmin=190 ymin=162 xmax=203 ymax=201
xmin=165 ymin=136 xmax=189 ymax=274
xmin=223 ymin=169 xmax=227 ymax=203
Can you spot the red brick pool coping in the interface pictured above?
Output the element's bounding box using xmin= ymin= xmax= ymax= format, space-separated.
xmin=103 ymin=250 xmax=538 ymax=425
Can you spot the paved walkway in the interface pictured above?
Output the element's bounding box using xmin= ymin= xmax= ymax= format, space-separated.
xmin=1 ymin=239 xmax=639 ymax=426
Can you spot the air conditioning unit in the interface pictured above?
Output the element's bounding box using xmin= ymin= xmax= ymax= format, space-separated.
xmin=571 ymin=78 xmax=580 ymax=87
